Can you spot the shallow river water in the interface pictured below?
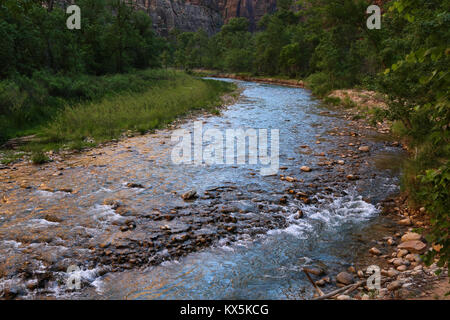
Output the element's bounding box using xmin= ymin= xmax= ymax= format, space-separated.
xmin=0 ymin=79 xmax=404 ymax=299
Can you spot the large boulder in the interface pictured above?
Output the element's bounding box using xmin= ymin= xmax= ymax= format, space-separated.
xmin=398 ymin=240 xmax=427 ymax=254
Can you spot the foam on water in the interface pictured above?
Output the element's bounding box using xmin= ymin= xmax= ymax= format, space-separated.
xmin=28 ymin=218 xmax=60 ymax=227
xmin=90 ymin=204 xmax=123 ymax=223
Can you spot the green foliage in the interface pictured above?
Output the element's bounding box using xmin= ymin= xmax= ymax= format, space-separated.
xmin=41 ymin=72 xmax=235 ymax=146
xmin=305 ymin=72 xmax=333 ymax=96
xmin=381 ymin=0 xmax=449 ymax=271
xmin=0 ymin=69 xmax=176 ymax=143
xmin=31 ymin=150 xmax=50 ymax=165
xmin=0 ymin=150 xmax=24 ymax=165
xmin=0 ymin=0 xmax=162 ymax=77
xmin=418 ymin=166 xmax=450 ymax=271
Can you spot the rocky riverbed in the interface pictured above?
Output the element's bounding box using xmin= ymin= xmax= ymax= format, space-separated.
xmin=1 ymin=78 xmax=444 ymax=300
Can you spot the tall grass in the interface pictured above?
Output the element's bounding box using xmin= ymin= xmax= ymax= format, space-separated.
xmin=41 ymin=73 xmax=234 ymax=145
xmin=0 ymin=69 xmax=185 ymax=143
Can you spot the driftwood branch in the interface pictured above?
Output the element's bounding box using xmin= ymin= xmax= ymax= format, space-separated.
xmin=313 ymin=280 xmax=365 ymax=300
xmin=303 ymin=268 xmax=324 ymax=297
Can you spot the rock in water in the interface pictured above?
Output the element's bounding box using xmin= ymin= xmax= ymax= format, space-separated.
xmin=303 ymin=267 xmax=325 ymax=276
xmin=182 ymin=190 xmax=197 ymax=200
xmin=369 ymin=247 xmax=381 ymax=255
xmin=358 ymin=146 xmax=370 ymax=152
xmin=126 ymin=182 xmax=145 ymax=188
xmin=300 ymin=166 xmax=312 ymax=172
xmin=336 ymin=272 xmax=354 ymax=285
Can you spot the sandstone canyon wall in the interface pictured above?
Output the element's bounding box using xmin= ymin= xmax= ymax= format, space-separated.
xmin=131 ymin=0 xmax=278 ymax=35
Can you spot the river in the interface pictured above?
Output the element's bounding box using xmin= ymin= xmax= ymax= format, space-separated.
xmin=0 ymin=78 xmax=404 ymax=299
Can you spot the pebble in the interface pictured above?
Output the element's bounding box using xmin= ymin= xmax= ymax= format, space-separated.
xmin=181 ymin=190 xmax=197 ymax=200
xmin=398 ymin=218 xmax=412 ymax=226
xmin=387 ymin=280 xmax=402 ymax=291
xmin=358 ymin=146 xmax=370 ymax=152
xmin=295 ymin=210 xmax=304 ymax=219
xmin=392 ymin=258 xmax=404 ymax=267
xmin=369 ymin=247 xmax=381 ymax=255
xmin=397 ymin=265 xmax=407 ymax=272
xmin=336 ymin=272 xmax=354 ymax=285
xmin=126 ymin=182 xmax=145 ymax=188
xmin=387 ymin=238 xmax=395 ymax=245
xmin=300 ymin=166 xmax=312 ymax=172
xmin=397 ymin=249 xmax=408 ymax=258
xmin=315 ymin=279 xmax=326 ymax=287
xmin=304 ymin=267 xmax=325 ymax=276
xmin=387 ymin=268 xmax=399 ymax=277
xmin=401 ymin=232 xmax=421 ymax=242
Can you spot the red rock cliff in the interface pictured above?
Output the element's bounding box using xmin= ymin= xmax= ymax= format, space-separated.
xmin=133 ymin=0 xmax=278 ymax=34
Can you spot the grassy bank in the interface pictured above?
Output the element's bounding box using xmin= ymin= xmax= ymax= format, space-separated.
xmin=0 ymin=69 xmax=236 ymax=159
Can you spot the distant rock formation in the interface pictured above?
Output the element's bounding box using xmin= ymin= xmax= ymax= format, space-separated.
xmin=56 ymin=0 xmax=278 ymax=35
xmin=134 ymin=0 xmax=277 ymax=35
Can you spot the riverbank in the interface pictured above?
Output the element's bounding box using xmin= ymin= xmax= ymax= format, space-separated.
xmin=0 ymin=70 xmax=236 ymax=165
xmin=192 ymin=70 xmax=305 ymax=88
xmin=0 ymin=78 xmax=446 ymax=300
xmin=308 ymin=89 xmax=449 ymax=300
xmin=0 ymin=78 xmax=404 ymax=299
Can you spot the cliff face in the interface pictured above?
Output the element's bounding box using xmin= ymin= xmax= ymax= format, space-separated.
xmin=132 ymin=0 xmax=277 ymax=35
xmin=218 ymin=0 xmax=277 ymax=30
xmin=133 ymin=0 xmax=224 ymax=35
xmin=58 ymin=0 xmax=277 ymax=35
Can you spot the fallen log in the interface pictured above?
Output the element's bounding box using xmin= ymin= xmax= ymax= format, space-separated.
xmin=2 ymin=135 xmax=37 ymax=149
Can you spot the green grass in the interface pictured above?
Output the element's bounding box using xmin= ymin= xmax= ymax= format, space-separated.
xmin=1 ymin=69 xmax=235 ymax=154
xmin=25 ymin=72 xmax=234 ymax=152
xmin=0 ymin=69 xmax=197 ymax=143
xmin=30 ymin=151 xmax=50 ymax=165
xmin=0 ymin=150 xmax=24 ymax=165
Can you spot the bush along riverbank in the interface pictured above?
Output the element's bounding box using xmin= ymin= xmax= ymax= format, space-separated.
xmin=0 ymin=69 xmax=236 ymax=164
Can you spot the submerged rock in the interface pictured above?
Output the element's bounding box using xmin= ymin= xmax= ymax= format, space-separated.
xmin=300 ymin=166 xmax=312 ymax=172
xmin=126 ymin=183 xmax=145 ymax=189
xmin=358 ymin=146 xmax=370 ymax=152
xmin=182 ymin=190 xmax=197 ymax=200
xmin=336 ymin=272 xmax=354 ymax=285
